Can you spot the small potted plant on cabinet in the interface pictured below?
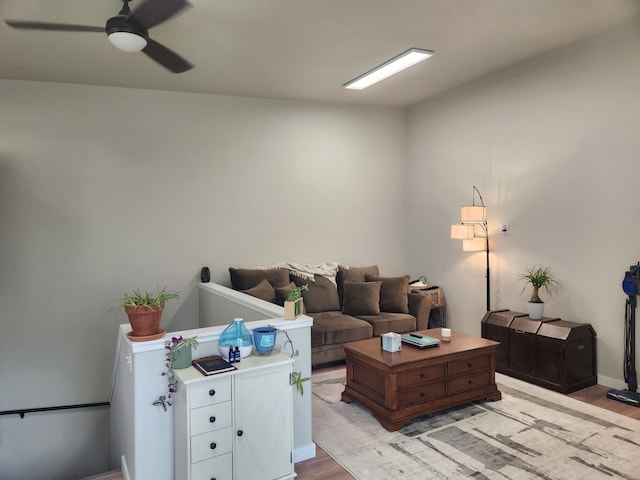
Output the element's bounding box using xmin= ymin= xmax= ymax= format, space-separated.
xmin=519 ymin=265 xmax=560 ymax=319
xmin=284 ymin=284 xmax=308 ymax=320
xmin=118 ymin=287 xmax=180 ymax=340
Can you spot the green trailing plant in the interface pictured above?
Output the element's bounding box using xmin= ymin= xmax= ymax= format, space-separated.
xmin=287 ymin=284 xmax=308 ymax=302
xmin=117 ymin=287 xmax=180 ymax=310
xmin=276 ymin=326 xmax=311 ymax=395
xmin=519 ymin=265 xmax=560 ymax=303
xmin=154 ymin=335 xmax=198 ymax=411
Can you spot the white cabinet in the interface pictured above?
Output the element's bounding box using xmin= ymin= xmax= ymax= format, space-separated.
xmin=175 ymin=354 xmax=295 ymax=480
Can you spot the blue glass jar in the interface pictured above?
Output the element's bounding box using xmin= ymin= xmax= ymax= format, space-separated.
xmin=218 ymin=318 xmax=253 ymax=359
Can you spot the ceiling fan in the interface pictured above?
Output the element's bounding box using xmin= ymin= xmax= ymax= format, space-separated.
xmin=5 ymin=0 xmax=194 ymax=73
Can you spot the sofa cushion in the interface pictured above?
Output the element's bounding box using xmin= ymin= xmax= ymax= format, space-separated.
xmin=229 ymin=267 xmax=290 ymax=291
xmin=355 ymin=312 xmax=417 ymax=337
xmin=337 ymin=265 xmax=380 ymax=304
xmin=365 ymin=274 xmax=410 ymax=313
xmin=239 ymin=278 xmax=276 ymax=303
xmin=293 ymin=274 xmax=341 ymax=313
xmin=342 ymin=281 xmax=382 ymax=316
xmin=311 ymin=311 xmax=373 ymax=347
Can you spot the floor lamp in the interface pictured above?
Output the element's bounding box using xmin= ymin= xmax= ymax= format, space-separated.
xmin=451 ymin=186 xmax=490 ymax=311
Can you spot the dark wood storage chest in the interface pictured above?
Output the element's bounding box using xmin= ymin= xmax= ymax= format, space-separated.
xmin=481 ymin=310 xmax=597 ymax=393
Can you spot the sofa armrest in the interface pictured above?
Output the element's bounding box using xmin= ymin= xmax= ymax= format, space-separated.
xmin=408 ymin=292 xmax=433 ymax=330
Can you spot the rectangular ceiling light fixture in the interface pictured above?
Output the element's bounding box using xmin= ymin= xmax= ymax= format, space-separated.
xmin=343 ymin=48 xmax=433 ymax=90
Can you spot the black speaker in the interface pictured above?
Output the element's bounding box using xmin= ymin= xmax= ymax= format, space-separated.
xmin=200 ymin=266 xmax=211 ymax=283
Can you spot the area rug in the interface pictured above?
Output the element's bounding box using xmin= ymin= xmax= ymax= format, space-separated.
xmin=312 ymin=369 xmax=640 ymax=479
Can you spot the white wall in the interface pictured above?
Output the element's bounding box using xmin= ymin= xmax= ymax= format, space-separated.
xmin=405 ymin=19 xmax=640 ymax=384
xmin=0 ymin=80 xmax=406 ymax=479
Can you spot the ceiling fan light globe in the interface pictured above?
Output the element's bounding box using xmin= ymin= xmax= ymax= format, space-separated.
xmin=108 ymin=31 xmax=147 ymax=52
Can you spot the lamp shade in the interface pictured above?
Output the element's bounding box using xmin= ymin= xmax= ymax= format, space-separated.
xmin=461 ymin=205 xmax=486 ymax=223
xmin=463 ymin=237 xmax=486 ymax=252
xmin=451 ymin=224 xmax=475 ymax=239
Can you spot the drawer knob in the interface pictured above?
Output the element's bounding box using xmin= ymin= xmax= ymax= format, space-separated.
xmin=210 ymin=442 xmax=217 ymax=450
xmin=467 ymin=362 xmax=473 ymax=368
xmin=468 ymin=380 xmax=473 ymax=385
xmin=209 ymin=416 xmax=216 ymax=423
xmin=419 ymin=373 xmax=425 ymax=378
xmin=211 ymin=478 xmax=216 ymax=480
xmin=237 ymin=429 xmax=243 ymax=437
xmin=209 ymin=389 xmax=216 ymax=396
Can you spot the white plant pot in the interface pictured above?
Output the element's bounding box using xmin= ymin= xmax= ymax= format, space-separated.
xmin=527 ymin=302 xmax=545 ymax=320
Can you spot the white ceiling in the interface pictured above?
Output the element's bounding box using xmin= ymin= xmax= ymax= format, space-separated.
xmin=1 ymin=0 xmax=639 ymax=107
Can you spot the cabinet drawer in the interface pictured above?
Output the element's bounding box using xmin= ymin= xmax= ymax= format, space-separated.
xmin=191 ymin=452 xmax=233 ymax=480
xmin=191 ymin=427 xmax=233 ymax=463
xmin=398 ymin=381 xmax=445 ymax=407
xmin=190 ymin=402 xmax=233 ymax=436
xmin=190 ymin=377 xmax=232 ymax=409
xmin=397 ymin=364 xmax=445 ymax=387
xmin=448 ymin=370 xmax=490 ymax=395
xmin=448 ymin=354 xmax=490 ymax=376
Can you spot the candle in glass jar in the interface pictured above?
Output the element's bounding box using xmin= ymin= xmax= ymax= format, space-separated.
xmin=441 ymin=328 xmax=451 ymax=341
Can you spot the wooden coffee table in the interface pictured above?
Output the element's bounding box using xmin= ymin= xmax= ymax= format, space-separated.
xmin=341 ymin=329 xmax=502 ymax=431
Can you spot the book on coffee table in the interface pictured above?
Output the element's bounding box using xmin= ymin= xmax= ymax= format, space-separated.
xmin=192 ymin=355 xmax=237 ymax=376
xmin=401 ymin=333 xmax=440 ymax=349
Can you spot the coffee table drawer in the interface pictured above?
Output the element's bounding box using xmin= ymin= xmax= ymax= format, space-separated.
xmin=399 ymin=381 xmax=446 ymax=407
xmin=448 ymin=354 xmax=490 ymax=376
xmin=448 ymin=370 xmax=491 ymax=395
xmin=397 ymin=364 xmax=445 ymax=387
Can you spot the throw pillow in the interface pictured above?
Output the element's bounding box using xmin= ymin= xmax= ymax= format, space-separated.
xmin=365 ymin=274 xmax=410 ymax=313
xmin=275 ymin=282 xmax=296 ymax=306
xmin=336 ymin=265 xmax=380 ymax=304
xmin=293 ymin=275 xmax=341 ymax=313
xmin=229 ymin=267 xmax=290 ymax=291
xmin=240 ymin=278 xmax=276 ymax=303
xmin=342 ymin=281 xmax=382 ymax=316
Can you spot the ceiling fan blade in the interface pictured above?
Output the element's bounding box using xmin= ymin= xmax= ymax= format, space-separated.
xmin=142 ymin=38 xmax=193 ymax=73
xmin=5 ymin=20 xmax=103 ymax=33
xmin=129 ymin=0 xmax=191 ymax=30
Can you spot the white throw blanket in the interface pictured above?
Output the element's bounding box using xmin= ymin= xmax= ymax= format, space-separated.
xmin=258 ymin=261 xmax=344 ymax=285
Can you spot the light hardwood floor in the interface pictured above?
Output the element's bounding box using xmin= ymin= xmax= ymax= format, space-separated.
xmin=90 ymin=365 xmax=640 ymax=480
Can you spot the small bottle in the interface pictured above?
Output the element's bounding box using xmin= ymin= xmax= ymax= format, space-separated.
xmin=228 ymin=346 xmax=235 ymax=364
xmin=234 ymin=346 xmax=241 ymax=363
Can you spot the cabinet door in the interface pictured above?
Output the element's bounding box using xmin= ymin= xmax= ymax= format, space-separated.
xmin=234 ymin=363 xmax=294 ymax=480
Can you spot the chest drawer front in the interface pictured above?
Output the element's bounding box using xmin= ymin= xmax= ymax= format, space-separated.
xmin=448 ymin=370 xmax=491 ymax=395
xmin=190 ymin=377 xmax=232 ymax=409
xmin=398 ymin=381 xmax=446 ymax=407
xmin=397 ymin=364 xmax=445 ymax=387
xmin=191 ymin=426 xmax=233 ymax=463
xmin=190 ymin=402 xmax=233 ymax=436
xmin=191 ymin=452 xmax=233 ymax=480
xmin=448 ymin=354 xmax=490 ymax=376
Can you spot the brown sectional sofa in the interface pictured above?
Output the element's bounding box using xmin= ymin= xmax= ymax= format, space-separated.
xmin=229 ymin=264 xmax=433 ymax=367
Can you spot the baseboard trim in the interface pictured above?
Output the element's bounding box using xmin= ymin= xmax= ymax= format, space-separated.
xmin=294 ymin=442 xmax=316 ymax=463
xmin=597 ymin=374 xmax=627 ymax=390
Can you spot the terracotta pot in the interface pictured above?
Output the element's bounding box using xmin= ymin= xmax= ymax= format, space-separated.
xmin=125 ymin=303 xmax=164 ymax=337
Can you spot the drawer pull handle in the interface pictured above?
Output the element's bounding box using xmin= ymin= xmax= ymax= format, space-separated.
xmin=419 ymin=373 xmax=425 ymax=378
xmin=467 ymin=362 xmax=473 ymax=368
xmin=209 ymin=389 xmax=216 ymax=396
xmin=209 ymin=416 xmax=216 ymax=423
xmin=237 ymin=429 xmax=244 ymax=437
xmin=468 ymin=380 xmax=473 ymax=385
xmin=210 ymin=442 xmax=217 ymax=450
